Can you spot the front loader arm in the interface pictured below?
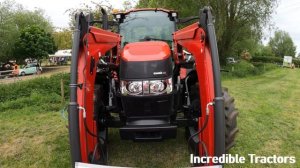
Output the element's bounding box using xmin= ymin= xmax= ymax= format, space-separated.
xmin=173 ymin=7 xmax=225 ymax=165
xmin=69 ymin=12 xmax=121 ymax=166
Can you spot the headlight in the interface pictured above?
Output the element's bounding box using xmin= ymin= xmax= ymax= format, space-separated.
xmin=121 ymin=78 xmax=172 ymax=96
xmin=121 ymin=81 xmax=142 ymax=95
xmin=150 ymin=80 xmax=165 ymax=94
xmin=128 ymin=81 xmax=142 ymax=94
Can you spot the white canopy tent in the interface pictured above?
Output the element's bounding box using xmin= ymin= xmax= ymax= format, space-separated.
xmin=49 ymin=49 xmax=72 ymax=57
xmin=48 ymin=49 xmax=72 ymax=65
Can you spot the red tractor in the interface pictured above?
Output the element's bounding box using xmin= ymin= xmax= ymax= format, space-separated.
xmin=68 ymin=7 xmax=239 ymax=167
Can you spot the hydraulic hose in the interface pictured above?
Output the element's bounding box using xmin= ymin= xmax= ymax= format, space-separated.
xmin=79 ymin=106 xmax=105 ymax=142
xmin=79 ymin=106 xmax=106 ymax=163
xmin=187 ymin=113 xmax=209 ymax=147
xmin=188 ymin=102 xmax=214 ymax=162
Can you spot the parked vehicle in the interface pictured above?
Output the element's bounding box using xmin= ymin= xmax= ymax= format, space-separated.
xmin=226 ymin=57 xmax=237 ymax=64
xmin=1 ymin=62 xmax=17 ymax=78
xmin=283 ymin=56 xmax=293 ymax=68
xmin=18 ymin=63 xmax=42 ymax=76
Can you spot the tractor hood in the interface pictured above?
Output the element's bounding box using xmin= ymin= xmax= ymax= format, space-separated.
xmin=119 ymin=41 xmax=172 ymax=79
xmin=121 ymin=41 xmax=171 ymax=62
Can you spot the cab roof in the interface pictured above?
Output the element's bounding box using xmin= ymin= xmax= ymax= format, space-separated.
xmin=114 ymin=8 xmax=177 ymax=15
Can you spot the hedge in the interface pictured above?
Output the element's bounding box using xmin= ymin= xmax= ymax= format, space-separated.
xmin=222 ymin=60 xmax=278 ymax=78
xmin=0 ymin=73 xmax=70 ymax=102
xmin=252 ymin=56 xmax=300 ymax=67
xmin=251 ymin=56 xmax=282 ymax=64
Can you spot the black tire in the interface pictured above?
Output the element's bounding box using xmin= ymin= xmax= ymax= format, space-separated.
xmin=185 ymin=82 xmax=239 ymax=153
xmin=98 ymin=128 xmax=108 ymax=164
xmin=90 ymin=128 xmax=108 ymax=165
xmin=223 ymin=88 xmax=239 ymax=153
xmin=93 ymin=85 xmax=108 ymax=165
xmin=21 ymin=72 xmax=25 ymax=76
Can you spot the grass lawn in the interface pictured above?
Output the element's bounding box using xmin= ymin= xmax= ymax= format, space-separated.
xmin=0 ymin=68 xmax=299 ymax=167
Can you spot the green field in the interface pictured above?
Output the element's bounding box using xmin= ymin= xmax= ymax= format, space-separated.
xmin=0 ymin=68 xmax=299 ymax=168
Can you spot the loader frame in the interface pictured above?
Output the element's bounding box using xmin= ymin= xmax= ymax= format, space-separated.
xmin=68 ymin=7 xmax=225 ymax=166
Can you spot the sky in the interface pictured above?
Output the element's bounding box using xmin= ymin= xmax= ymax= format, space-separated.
xmin=269 ymin=0 xmax=300 ymax=55
xmin=10 ymin=0 xmax=300 ymax=55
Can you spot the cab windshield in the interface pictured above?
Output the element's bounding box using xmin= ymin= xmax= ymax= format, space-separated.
xmin=119 ymin=11 xmax=175 ymax=47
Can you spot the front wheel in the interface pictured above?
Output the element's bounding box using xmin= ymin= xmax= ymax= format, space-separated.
xmin=185 ymin=84 xmax=239 ymax=154
xmin=223 ymin=88 xmax=239 ymax=152
xmin=21 ymin=72 xmax=25 ymax=76
xmin=93 ymin=84 xmax=109 ymax=164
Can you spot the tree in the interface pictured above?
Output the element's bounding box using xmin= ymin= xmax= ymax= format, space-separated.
xmin=0 ymin=0 xmax=19 ymax=61
xmin=137 ymin=0 xmax=277 ymax=64
xmin=52 ymin=29 xmax=72 ymax=50
xmin=254 ymin=44 xmax=275 ymax=57
xmin=0 ymin=0 xmax=53 ymax=62
xmin=260 ymin=45 xmax=275 ymax=57
xmin=269 ymin=30 xmax=296 ymax=57
xmin=233 ymin=37 xmax=260 ymax=57
xmin=13 ymin=8 xmax=53 ymax=33
xmin=66 ymin=1 xmax=113 ymax=28
xmin=123 ymin=0 xmax=135 ymax=11
xmin=67 ymin=0 xmax=138 ymax=28
xmin=14 ymin=26 xmax=57 ymax=63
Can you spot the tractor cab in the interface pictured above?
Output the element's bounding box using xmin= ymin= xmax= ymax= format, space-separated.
xmin=114 ymin=9 xmax=177 ymax=47
xmin=111 ymin=9 xmax=179 ymax=140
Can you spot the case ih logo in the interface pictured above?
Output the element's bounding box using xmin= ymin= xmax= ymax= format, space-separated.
xmin=153 ymin=71 xmax=166 ymax=75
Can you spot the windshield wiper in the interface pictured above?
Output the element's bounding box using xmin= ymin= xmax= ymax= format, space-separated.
xmin=139 ymin=36 xmax=172 ymax=42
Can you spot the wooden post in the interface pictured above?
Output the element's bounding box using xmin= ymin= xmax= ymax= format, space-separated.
xmin=61 ymin=79 xmax=65 ymax=104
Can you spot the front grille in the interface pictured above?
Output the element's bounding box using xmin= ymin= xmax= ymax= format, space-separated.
xmin=121 ymin=94 xmax=174 ymax=118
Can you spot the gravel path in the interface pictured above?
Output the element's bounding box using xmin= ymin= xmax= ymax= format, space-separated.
xmin=0 ymin=66 xmax=70 ymax=84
